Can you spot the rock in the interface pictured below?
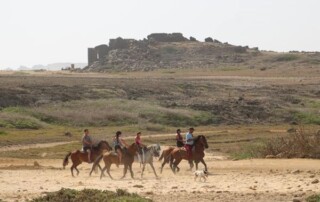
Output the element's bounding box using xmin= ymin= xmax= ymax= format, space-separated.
xmin=287 ymin=128 xmax=296 ymax=133
xmin=265 ymin=155 xmax=276 ymax=159
xmin=205 ymin=37 xmax=214 ymax=42
xmin=33 ymin=161 xmax=40 ymax=167
xmin=64 ymin=132 xmax=72 ymax=137
xmin=310 ymin=175 xmax=315 ymax=178
xmin=189 ymin=36 xmax=197 ymax=42
xmin=133 ymin=185 xmax=144 ymax=188
xmin=311 ymin=179 xmax=319 ymax=184
xmin=293 ymin=199 xmax=301 ymax=202
xmin=291 ymin=169 xmax=301 ymax=174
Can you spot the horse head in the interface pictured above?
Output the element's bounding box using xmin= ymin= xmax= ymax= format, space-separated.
xmin=149 ymin=144 xmax=161 ymax=157
xmin=194 ymin=135 xmax=209 ymax=149
xmin=97 ymin=140 xmax=112 ymax=151
xmin=128 ymin=142 xmax=139 ymax=154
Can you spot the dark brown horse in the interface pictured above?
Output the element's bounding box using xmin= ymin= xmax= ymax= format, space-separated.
xmin=91 ymin=143 xmax=138 ymax=179
xmin=63 ymin=140 xmax=112 ymax=177
xmin=169 ymin=135 xmax=208 ymax=173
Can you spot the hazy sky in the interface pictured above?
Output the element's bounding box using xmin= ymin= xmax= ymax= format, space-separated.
xmin=0 ymin=0 xmax=319 ymax=69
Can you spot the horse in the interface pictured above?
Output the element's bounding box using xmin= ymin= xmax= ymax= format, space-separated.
xmin=141 ymin=144 xmax=161 ymax=178
xmin=63 ymin=140 xmax=112 ymax=177
xmin=159 ymin=146 xmax=178 ymax=173
xmin=159 ymin=145 xmax=195 ymax=173
xmin=169 ymin=135 xmax=208 ymax=173
xmin=91 ymin=142 xmax=138 ymax=180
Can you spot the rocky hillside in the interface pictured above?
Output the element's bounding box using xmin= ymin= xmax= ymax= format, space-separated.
xmin=84 ymin=33 xmax=320 ymax=72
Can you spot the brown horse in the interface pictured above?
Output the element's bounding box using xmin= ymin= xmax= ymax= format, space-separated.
xmin=169 ymin=135 xmax=208 ymax=173
xmin=91 ymin=143 xmax=138 ymax=179
xmin=63 ymin=140 xmax=112 ymax=177
xmin=159 ymin=146 xmax=177 ymax=173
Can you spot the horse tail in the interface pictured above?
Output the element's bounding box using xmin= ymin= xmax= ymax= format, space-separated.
xmin=158 ymin=150 xmax=165 ymax=161
xmin=63 ymin=152 xmax=71 ymax=169
xmin=92 ymin=154 xmax=103 ymax=171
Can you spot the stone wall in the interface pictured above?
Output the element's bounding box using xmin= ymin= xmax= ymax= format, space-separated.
xmin=109 ymin=37 xmax=135 ymax=49
xmin=147 ymin=33 xmax=188 ymax=42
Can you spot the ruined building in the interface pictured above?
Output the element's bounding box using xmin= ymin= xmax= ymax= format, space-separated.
xmin=86 ymin=33 xmax=253 ymax=71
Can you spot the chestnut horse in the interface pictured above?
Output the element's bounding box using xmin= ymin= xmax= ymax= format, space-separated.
xmin=91 ymin=143 xmax=138 ymax=179
xmin=159 ymin=146 xmax=177 ymax=173
xmin=63 ymin=140 xmax=112 ymax=177
xmin=169 ymin=135 xmax=208 ymax=173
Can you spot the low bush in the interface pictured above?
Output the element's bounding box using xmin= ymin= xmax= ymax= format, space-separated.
xmin=293 ymin=111 xmax=320 ymax=125
xmin=30 ymin=188 xmax=151 ymax=202
xmin=0 ymin=112 xmax=44 ymax=129
xmin=257 ymin=127 xmax=320 ymax=158
xmin=30 ymin=99 xmax=215 ymax=128
xmin=307 ymin=194 xmax=320 ymax=202
xmin=273 ymin=54 xmax=299 ymax=62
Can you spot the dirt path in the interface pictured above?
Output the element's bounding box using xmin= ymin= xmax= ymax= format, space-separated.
xmin=0 ymin=141 xmax=77 ymax=152
xmin=0 ymin=155 xmax=319 ymax=202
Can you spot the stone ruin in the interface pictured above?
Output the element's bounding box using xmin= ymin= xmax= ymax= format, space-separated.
xmin=88 ymin=33 xmax=191 ymax=66
xmin=88 ymin=44 xmax=109 ymax=66
xmin=147 ymin=33 xmax=188 ymax=42
xmin=85 ymin=33 xmax=255 ymax=71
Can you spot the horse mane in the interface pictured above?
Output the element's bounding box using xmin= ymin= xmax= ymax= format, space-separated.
xmin=95 ymin=140 xmax=111 ymax=151
xmin=97 ymin=140 xmax=108 ymax=147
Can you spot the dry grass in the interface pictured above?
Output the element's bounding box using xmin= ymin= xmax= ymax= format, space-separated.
xmin=256 ymin=126 xmax=320 ymax=158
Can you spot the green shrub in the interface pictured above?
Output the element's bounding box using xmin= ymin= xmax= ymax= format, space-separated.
xmin=30 ymin=188 xmax=151 ymax=202
xmin=0 ymin=112 xmax=44 ymax=129
xmin=30 ymin=99 xmax=216 ymax=127
xmin=273 ymin=54 xmax=299 ymax=62
xmin=307 ymin=194 xmax=320 ymax=202
xmin=293 ymin=112 xmax=320 ymax=125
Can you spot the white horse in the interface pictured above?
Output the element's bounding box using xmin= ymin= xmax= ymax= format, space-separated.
xmin=140 ymin=144 xmax=161 ymax=178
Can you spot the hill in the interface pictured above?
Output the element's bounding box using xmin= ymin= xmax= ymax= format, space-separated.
xmin=84 ymin=33 xmax=320 ymax=72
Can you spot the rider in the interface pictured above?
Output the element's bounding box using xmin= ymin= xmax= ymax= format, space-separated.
xmin=82 ymin=129 xmax=93 ymax=163
xmin=135 ymin=132 xmax=146 ymax=163
xmin=113 ymin=131 xmax=128 ymax=164
xmin=185 ymin=127 xmax=194 ymax=165
xmin=176 ymin=129 xmax=184 ymax=147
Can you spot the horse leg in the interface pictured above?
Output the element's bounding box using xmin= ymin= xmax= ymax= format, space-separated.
xmin=70 ymin=165 xmax=75 ymax=177
xmin=200 ymin=159 xmax=208 ymax=171
xmin=129 ymin=164 xmax=134 ymax=179
xmin=100 ymin=166 xmax=107 ymax=179
xmin=121 ymin=164 xmax=128 ymax=179
xmin=97 ymin=163 xmax=106 ymax=177
xmin=194 ymin=160 xmax=199 ymax=170
xmin=149 ymin=162 xmax=158 ymax=178
xmin=172 ymin=159 xmax=182 ymax=174
xmin=75 ymin=166 xmax=80 ymax=176
xmin=106 ymin=164 xmax=113 ymax=180
xmin=141 ymin=163 xmax=146 ymax=178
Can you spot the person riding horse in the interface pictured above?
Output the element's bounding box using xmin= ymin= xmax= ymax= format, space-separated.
xmin=135 ymin=132 xmax=147 ymax=163
xmin=185 ymin=127 xmax=194 ymax=166
xmin=113 ymin=131 xmax=128 ymax=164
xmin=82 ymin=129 xmax=93 ymax=163
xmin=176 ymin=129 xmax=184 ymax=147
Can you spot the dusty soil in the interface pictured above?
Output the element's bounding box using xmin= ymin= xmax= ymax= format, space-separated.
xmin=0 ymin=151 xmax=319 ymax=202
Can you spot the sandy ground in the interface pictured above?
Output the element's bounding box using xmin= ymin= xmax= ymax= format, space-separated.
xmin=0 ymin=152 xmax=320 ymax=202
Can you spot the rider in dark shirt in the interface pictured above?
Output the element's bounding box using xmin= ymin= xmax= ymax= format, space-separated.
xmin=176 ymin=129 xmax=184 ymax=147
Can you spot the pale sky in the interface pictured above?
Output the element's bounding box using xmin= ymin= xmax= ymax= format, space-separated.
xmin=0 ymin=0 xmax=319 ymax=69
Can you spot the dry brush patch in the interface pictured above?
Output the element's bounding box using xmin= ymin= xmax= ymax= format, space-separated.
xmin=239 ymin=126 xmax=320 ymax=159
